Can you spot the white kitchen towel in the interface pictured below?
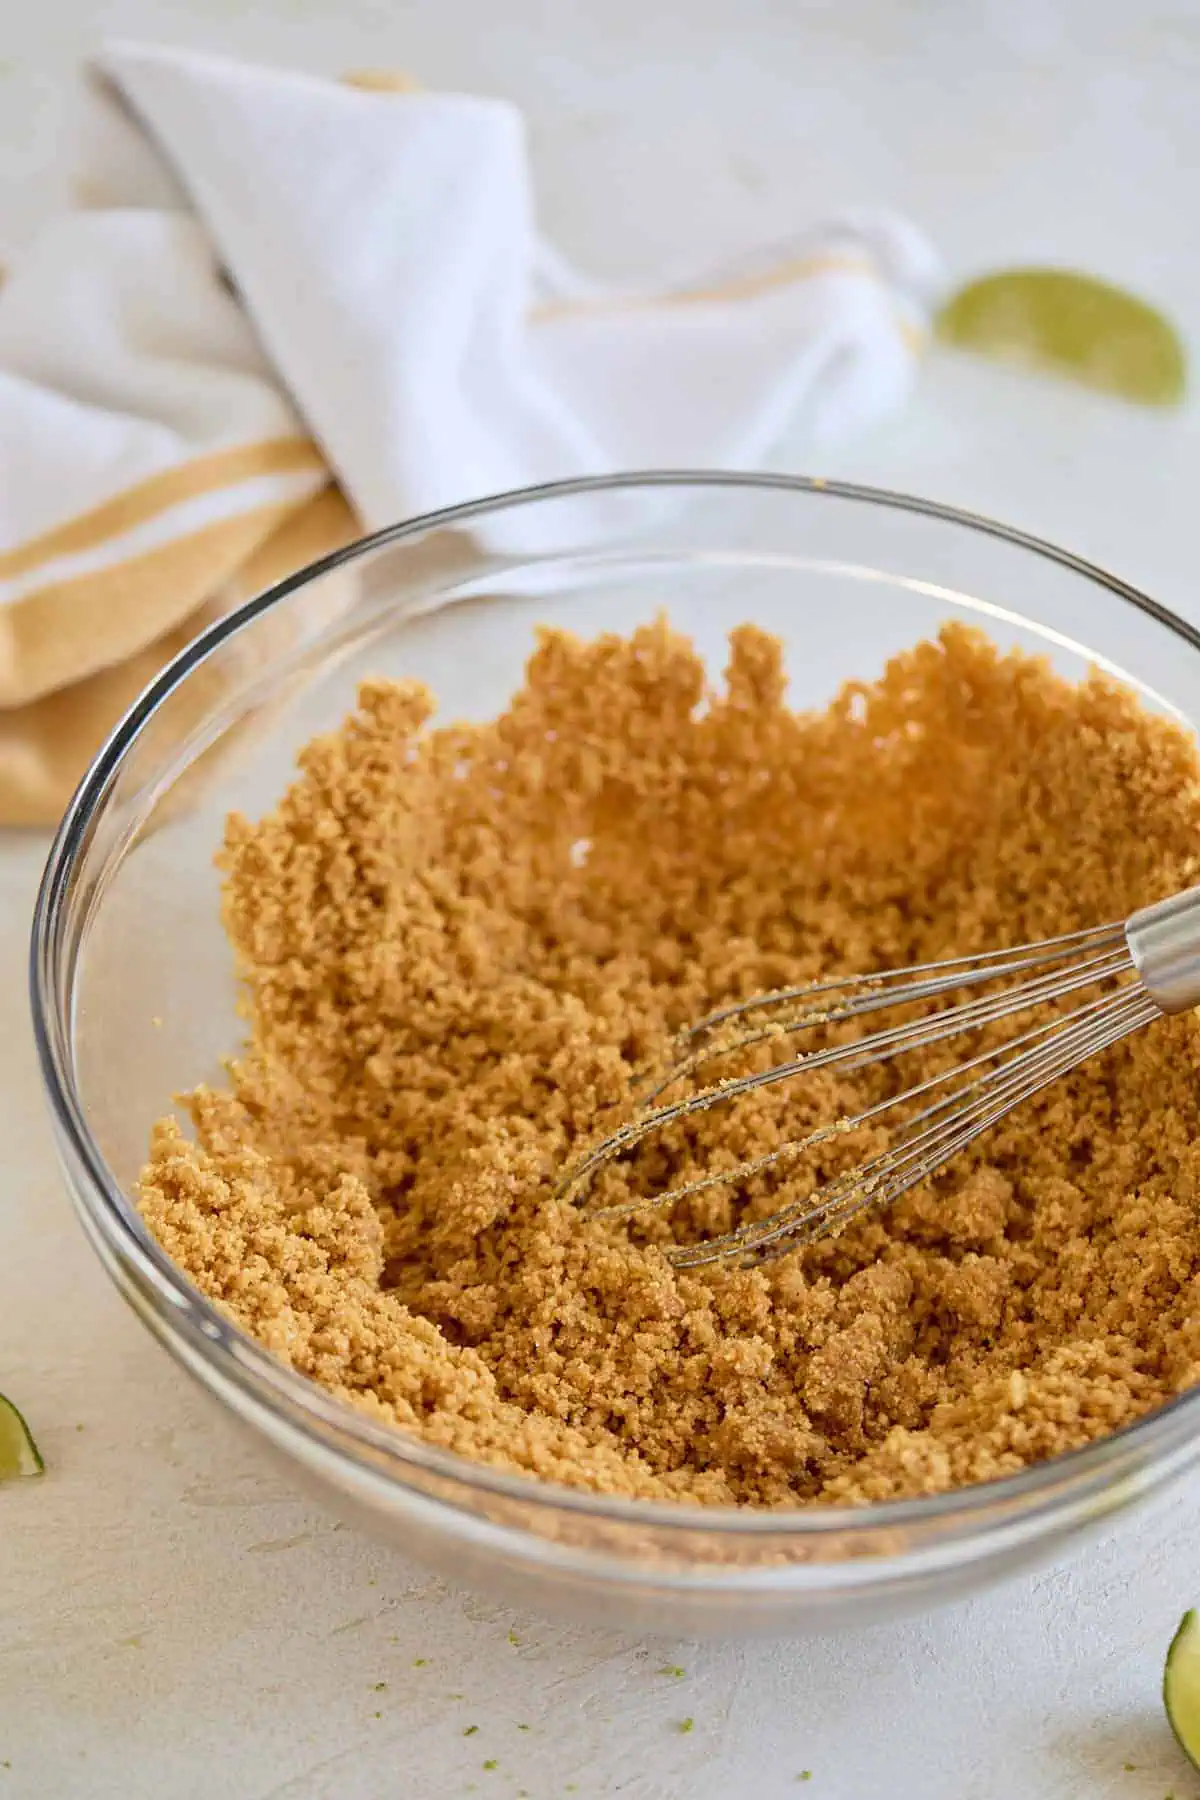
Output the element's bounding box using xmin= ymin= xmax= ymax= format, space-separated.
xmin=0 ymin=40 xmax=940 ymax=820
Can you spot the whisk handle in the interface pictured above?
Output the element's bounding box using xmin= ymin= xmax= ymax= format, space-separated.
xmin=1126 ymin=885 xmax=1200 ymax=1014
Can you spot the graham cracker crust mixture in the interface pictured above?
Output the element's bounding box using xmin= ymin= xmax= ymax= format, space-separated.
xmin=139 ymin=622 xmax=1200 ymax=1507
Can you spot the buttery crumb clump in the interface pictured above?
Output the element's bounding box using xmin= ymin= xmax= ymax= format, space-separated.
xmin=139 ymin=622 xmax=1200 ymax=1506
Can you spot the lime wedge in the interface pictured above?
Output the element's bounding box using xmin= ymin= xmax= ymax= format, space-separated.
xmin=1165 ymin=1609 xmax=1200 ymax=1769
xmin=0 ymin=1392 xmax=43 ymax=1480
xmin=936 ymin=268 xmax=1186 ymax=406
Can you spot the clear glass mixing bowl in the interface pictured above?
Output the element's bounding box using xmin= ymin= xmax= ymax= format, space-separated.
xmin=31 ymin=473 xmax=1200 ymax=1637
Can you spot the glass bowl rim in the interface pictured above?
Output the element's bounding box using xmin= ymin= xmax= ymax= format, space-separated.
xmin=30 ymin=468 xmax=1200 ymax=1539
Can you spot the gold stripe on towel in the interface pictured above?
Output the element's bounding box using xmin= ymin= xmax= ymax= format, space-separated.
xmin=0 ymin=437 xmax=325 ymax=582
xmin=0 ymin=498 xmax=308 ymax=707
xmin=0 ymin=486 xmax=361 ymax=826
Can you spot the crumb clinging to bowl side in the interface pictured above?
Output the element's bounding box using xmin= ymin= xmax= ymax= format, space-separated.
xmin=139 ymin=622 xmax=1200 ymax=1507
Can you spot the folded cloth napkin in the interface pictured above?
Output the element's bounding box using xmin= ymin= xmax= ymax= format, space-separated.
xmin=0 ymin=40 xmax=941 ymax=825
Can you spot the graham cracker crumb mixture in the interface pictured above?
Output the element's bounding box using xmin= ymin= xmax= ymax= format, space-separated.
xmin=139 ymin=622 xmax=1200 ymax=1506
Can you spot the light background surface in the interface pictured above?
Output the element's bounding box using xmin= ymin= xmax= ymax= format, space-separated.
xmin=2 ymin=4 xmax=1200 ymax=1796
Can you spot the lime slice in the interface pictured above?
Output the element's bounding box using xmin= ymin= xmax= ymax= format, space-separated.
xmin=0 ymin=1392 xmax=43 ymax=1480
xmin=1165 ymin=1609 xmax=1200 ymax=1769
xmin=936 ymin=268 xmax=1186 ymax=406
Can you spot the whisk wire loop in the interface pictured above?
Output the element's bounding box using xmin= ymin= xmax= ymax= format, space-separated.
xmin=557 ymin=895 xmax=1200 ymax=1268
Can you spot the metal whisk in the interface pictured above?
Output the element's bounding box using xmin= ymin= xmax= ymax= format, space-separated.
xmin=558 ymin=887 xmax=1200 ymax=1269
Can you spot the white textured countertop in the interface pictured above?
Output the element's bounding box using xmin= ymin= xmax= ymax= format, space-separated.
xmin=5 ymin=4 xmax=1200 ymax=1797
